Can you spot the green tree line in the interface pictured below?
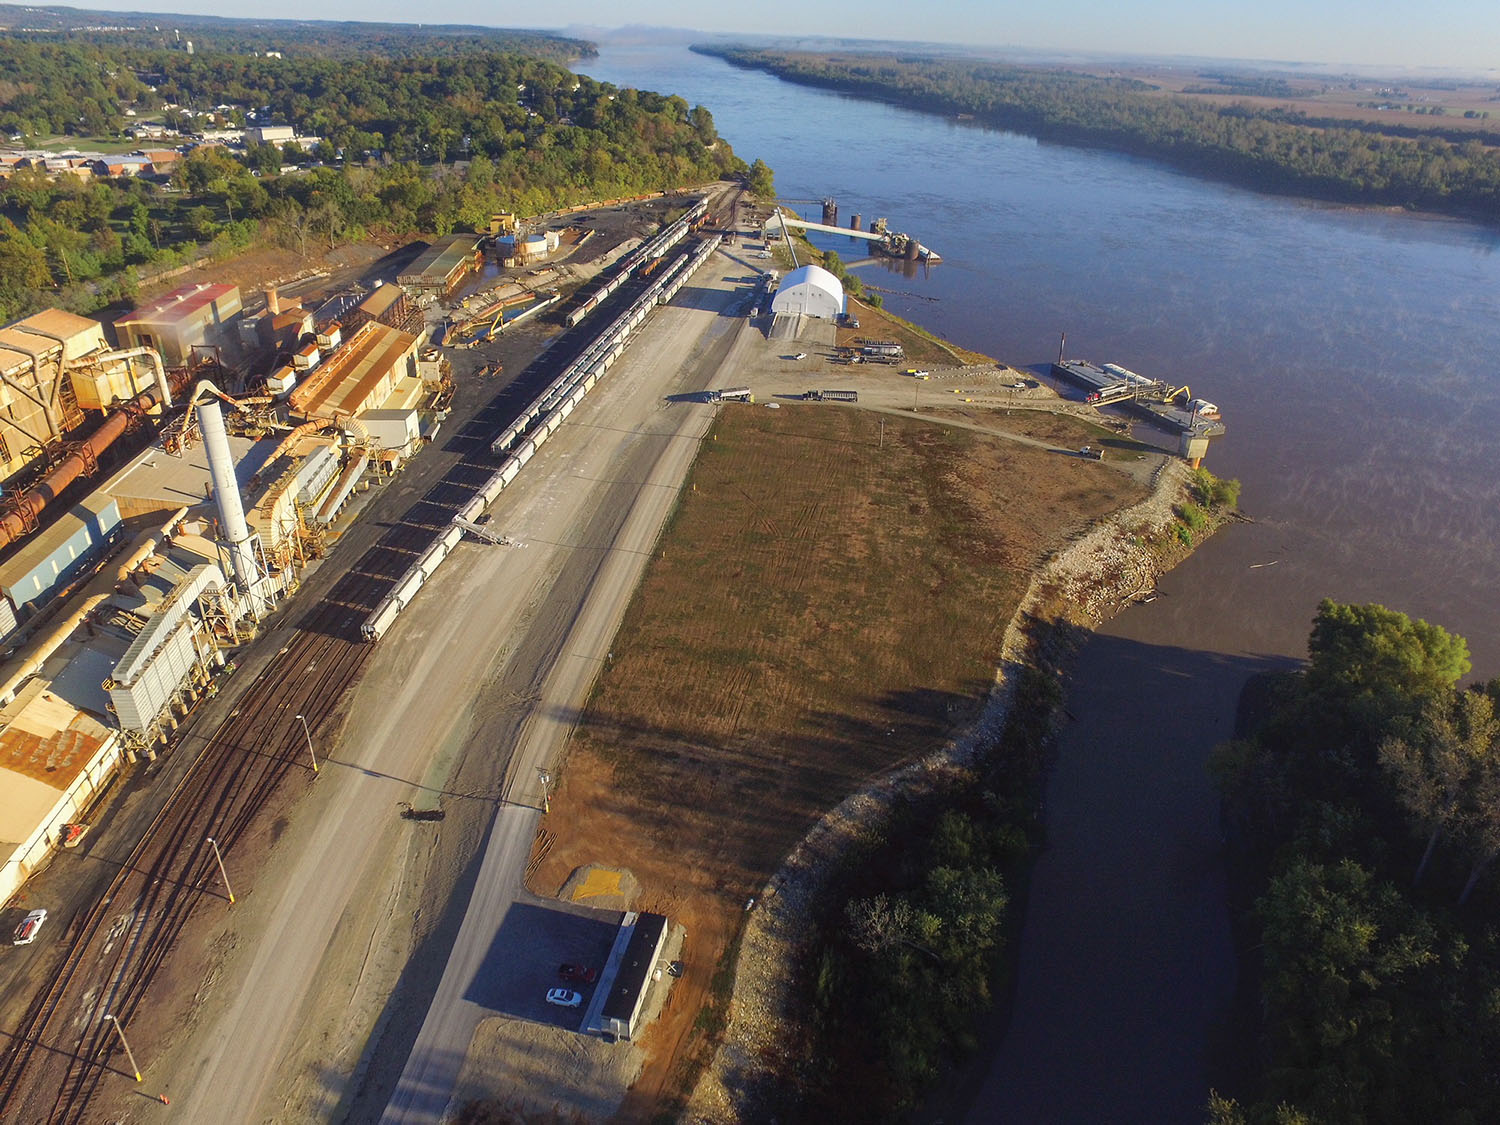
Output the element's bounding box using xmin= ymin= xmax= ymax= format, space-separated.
xmin=696 ymin=47 xmax=1500 ymax=223
xmin=0 ymin=41 xmax=750 ymax=322
xmin=0 ymin=4 xmax=590 ymax=63
xmin=1212 ymin=600 xmax=1500 ymax=1123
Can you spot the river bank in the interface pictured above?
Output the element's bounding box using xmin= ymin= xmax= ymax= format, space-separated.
xmin=688 ymin=455 xmax=1236 ymax=1121
xmin=694 ymin=45 xmax=1500 ymax=229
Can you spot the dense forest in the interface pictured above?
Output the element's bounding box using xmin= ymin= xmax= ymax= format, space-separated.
xmin=0 ymin=3 xmax=590 ymax=61
xmin=695 ymin=47 xmax=1500 ymax=223
xmin=0 ymin=39 xmax=747 ymax=323
xmin=1211 ymin=601 xmax=1500 ymax=1123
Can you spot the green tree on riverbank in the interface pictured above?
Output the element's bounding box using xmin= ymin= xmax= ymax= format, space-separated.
xmin=1214 ymin=601 xmax=1500 ymax=1123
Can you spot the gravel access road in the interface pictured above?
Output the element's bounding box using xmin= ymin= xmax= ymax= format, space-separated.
xmin=165 ymin=249 xmax=755 ymax=1124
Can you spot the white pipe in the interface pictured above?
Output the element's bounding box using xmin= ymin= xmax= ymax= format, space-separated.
xmin=0 ymin=508 xmax=189 ymax=705
xmin=89 ymin=346 xmax=170 ymax=409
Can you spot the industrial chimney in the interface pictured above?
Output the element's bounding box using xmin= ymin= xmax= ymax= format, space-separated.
xmin=195 ymin=398 xmax=270 ymax=618
xmin=265 ymin=286 xmax=281 ymax=316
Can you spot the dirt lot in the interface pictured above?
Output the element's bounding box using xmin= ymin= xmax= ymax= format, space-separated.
xmin=528 ymin=403 xmax=1145 ymax=1117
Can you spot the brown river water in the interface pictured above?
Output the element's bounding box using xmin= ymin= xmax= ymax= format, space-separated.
xmin=579 ymin=43 xmax=1500 ymax=1122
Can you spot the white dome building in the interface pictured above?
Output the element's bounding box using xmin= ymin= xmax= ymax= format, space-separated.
xmin=770 ymin=264 xmax=846 ymax=320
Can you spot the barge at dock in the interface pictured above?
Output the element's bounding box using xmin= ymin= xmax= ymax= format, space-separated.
xmin=1052 ymin=358 xmax=1226 ymax=437
xmin=769 ymin=210 xmax=941 ymax=262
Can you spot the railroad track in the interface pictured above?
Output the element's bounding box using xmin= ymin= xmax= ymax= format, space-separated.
xmin=0 ymin=442 xmax=506 ymax=1122
xmin=0 ymin=247 xmax=697 ymax=1122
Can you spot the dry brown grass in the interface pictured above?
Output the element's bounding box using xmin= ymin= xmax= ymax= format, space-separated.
xmin=531 ymin=403 xmax=1144 ymax=1114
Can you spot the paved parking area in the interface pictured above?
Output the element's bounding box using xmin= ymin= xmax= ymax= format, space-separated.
xmin=465 ymin=897 xmax=622 ymax=1030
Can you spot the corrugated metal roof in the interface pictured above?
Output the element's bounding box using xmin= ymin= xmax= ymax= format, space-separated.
xmin=358 ymin=286 xmax=404 ymax=317
xmin=398 ymin=235 xmax=480 ymax=285
xmin=290 ymin=321 xmax=417 ymax=418
xmin=0 ymin=678 xmax=110 ymax=790
xmin=118 ymin=283 xmax=239 ymax=328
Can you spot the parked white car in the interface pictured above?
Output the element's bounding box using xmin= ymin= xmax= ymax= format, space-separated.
xmin=546 ymin=988 xmax=582 ymax=1008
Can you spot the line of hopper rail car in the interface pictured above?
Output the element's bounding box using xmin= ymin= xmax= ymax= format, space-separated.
xmin=0 ymin=383 xmax=580 ymax=1120
xmin=360 ymin=225 xmax=722 ymax=643
xmin=0 ymin=204 xmax=723 ymax=1121
xmin=564 ymin=197 xmax=709 ymax=329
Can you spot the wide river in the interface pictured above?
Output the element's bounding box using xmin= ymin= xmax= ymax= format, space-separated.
xmin=577 ymin=43 xmax=1500 ymax=1121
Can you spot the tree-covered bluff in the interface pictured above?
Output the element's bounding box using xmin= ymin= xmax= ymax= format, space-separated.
xmin=0 ymin=40 xmax=748 ymax=322
xmin=695 ymin=46 xmax=1500 ymax=223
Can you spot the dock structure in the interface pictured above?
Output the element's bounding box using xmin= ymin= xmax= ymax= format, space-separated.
xmin=770 ymin=211 xmax=940 ymax=262
xmin=1052 ymin=359 xmax=1160 ymax=403
xmin=1052 ymin=359 xmax=1226 ymax=439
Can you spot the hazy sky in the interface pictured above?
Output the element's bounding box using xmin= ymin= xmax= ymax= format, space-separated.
xmin=46 ymin=0 xmax=1500 ymax=72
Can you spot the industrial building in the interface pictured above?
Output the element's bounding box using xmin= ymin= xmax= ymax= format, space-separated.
xmin=348 ymin=284 xmax=422 ymax=336
xmin=0 ymin=637 xmax=123 ymax=905
xmin=0 ymin=495 xmax=122 ymax=633
xmin=594 ymin=911 xmax=669 ymax=1042
xmin=0 ymin=380 xmax=373 ymax=897
xmin=286 ymin=320 xmax=418 ymax=419
xmin=0 ymin=310 xmax=116 ymax=484
xmin=244 ymin=124 xmax=295 ymax=145
xmin=397 ymin=235 xmax=483 ymax=298
xmin=770 ymin=264 xmax=845 ymax=320
xmin=0 ymin=505 xmax=270 ymax=904
xmin=0 ymin=269 xmax=436 ymax=907
xmin=286 ymin=320 xmax=431 ymax=463
xmin=115 ymin=283 xmax=243 ymax=367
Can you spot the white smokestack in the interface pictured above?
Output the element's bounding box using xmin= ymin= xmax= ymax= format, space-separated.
xmin=196 ymin=398 xmax=258 ymax=602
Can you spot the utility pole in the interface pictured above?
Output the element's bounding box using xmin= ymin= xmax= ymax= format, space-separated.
xmin=537 ymin=768 xmax=551 ymax=815
xmin=102 ymin=1014 xmax=142 ymax=1082
xmin=295 ymin=713 xmax=318 ymax=772
xmin=206 ymin=836 xmax=234 ymax=904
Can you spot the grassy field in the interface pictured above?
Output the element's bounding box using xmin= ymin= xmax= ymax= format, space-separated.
xmin=532 ymin=402 xmax=1146 ymax=1115
xmin=18 ymin=134 xmax=150 ymax=154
